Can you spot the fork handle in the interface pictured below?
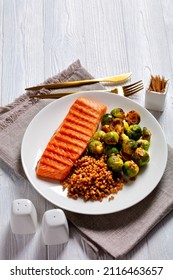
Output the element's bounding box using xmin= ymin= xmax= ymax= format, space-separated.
xmin=30 ymin=92 xmax=76 ymax=99
xmin=29 ymin=90 xmax=110 ymax=99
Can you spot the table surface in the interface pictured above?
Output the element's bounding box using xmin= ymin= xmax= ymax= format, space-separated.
xmin=0 ymin=0 xmax=173 ymax=260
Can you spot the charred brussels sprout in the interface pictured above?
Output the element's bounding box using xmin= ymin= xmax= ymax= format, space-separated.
xmin=101 ymin=113 xmax=112 ymax=126
xmin=104 ymin=131 xmax=119 ymax=145
xmin=93 ymin=130 xmax=106 ymax=142
xmin=126 ymin=124 xmax=142 ymax=140
xmin=101 ymin=125 xmax=110 ymax=133
xmin=88 ymin=140 xmax=104 ymax=155
xmin=123 ymin=160 xmax=139 ymax=178
xmin=136 ymin=139 xmax=150 ymax=151
xmin=111 ymin=108 xmax=125 ymax=119
xmin=142 ymin=127 xmax=152 ymax=142
xmin=107 ymin=155 xmax=123 ymax=172
xmin=110 ymin=118 xmax=124 ymax=134
xmin=125 ymin=110 xmax=141 ymax=125
xmin=122 ymin=139 xmax=137 ymax=155
xmin=133 ymin=147 xmax=150 ymax=166
xmin=104 ymin=145 xmax=119 ymax=156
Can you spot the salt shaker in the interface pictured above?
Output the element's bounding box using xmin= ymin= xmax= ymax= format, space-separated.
xmin=42 ymin=209 xmax=69 ymax=245
xmin=10 ymin=199 xmax=37 ymax=234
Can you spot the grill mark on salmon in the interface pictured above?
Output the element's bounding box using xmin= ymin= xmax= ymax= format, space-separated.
xmin=72 ymin=102 xmax=99 ymax=119
xmin=57 ymin=141 xmax=83 ymax=155
xmin=43 ymin=151 xmax=73 ymax=166
xmin=69 ymin=108 xmax=97 ymax=124
xmin=75 ymin=97 xmax=105 ymax=112
xmin=36 ymin=97 xmax=107 ymax=180
xmin=59 ymin=127 xmax=91 ymax=142
xmin=55 ymin=133 xmax=86 ymax=149
xmin=51 ymin=140 xmax=83 ymax=155
xmin=65 ymin=114 xmax=95 ymax=130
xmin=40 ymin=157 xmax=73 ymax=170
xmin=50 ymin=136 xmax=85 ymax=151
xmin=46 ymin=145 xmax=79 ymax=161
xmin=62 ymin=121 xmax=92 ymax=137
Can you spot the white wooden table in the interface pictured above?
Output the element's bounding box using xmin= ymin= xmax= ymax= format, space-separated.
xmin=0 ymin=0 xmax=173 ymax=260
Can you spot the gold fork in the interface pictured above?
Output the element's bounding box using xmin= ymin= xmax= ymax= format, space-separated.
xmin=30 ymin=80 xmax=144 ymax=99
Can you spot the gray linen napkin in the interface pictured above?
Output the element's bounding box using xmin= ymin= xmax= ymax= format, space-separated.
xmin=0 ymin=59 xmax=173 ymax=259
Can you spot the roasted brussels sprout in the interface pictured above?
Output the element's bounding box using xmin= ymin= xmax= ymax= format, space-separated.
xmin=101 ymin=125 xmax=110 ymax=132
xmin=122 ymin=139 xmax=137 ymax=155
xmin=107 ymin=155 xmax=123 ymax=172
xmin=93 ymin=130 xmax=106 ymax=142
xmin=126 ymin=124 xmax=142 ymax=140
xmin=119 ymin=133 xmax=130 ymax=143
xmin=133 ymin=147 xmax=150 ymax=166
xmin=120 ymin=151 xmax=133 ymax=162
xmin=123 ymin=120 xmax=130 ymax=131
xmin=136 ymin=139 xmax=150 ymax=151
xmin=142 ymin=127 xmax=152 ymax=142
xmin=125 ymin=110 xmax=141 ymax=125
xmin=104 ymin=131 xmax=119 ymax=145
xmin=101 ymin=113 xmax=112 ymax=126
xmin=104 ymin=145 xmax=119 ymax=156
xmin=109 ymin=118 xmax=124 ymax=134
xmin=111 ymin=108 xmax=125 ymax=119
xmin=123 ymin=160 xmax=139 ymax=178
xmin=88 ymin=140 xmax=104 ymax=155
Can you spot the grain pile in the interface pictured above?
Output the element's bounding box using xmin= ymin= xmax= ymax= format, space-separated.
xmin=62 ymin=154 xmax=124 ymax=202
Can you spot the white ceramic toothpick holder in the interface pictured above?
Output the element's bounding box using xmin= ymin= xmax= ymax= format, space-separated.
xmin=10 ymin=199 xmax=37 ymax=234
xmin=145 ymin=81 xmax=169 ymax=111
xmin=42 ymin=209 xmax=69 ymax=245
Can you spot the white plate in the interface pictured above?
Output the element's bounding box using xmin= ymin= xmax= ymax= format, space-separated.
xmin=21 ymin=91 xmax=168 ymax=215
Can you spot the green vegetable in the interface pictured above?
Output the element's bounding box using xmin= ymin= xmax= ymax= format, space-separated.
xmin=122 ymin=139 xmax=137 ymax=155
xmin=104 ymin=145 xmax=119 ymax=156
xmin=104 ymin=131 xmax=119 ymax=145
xmin=111 ymin=108 xmax=125 ymax=119
xmin=119 ymin=133 xmax=130 ymax=143
xmin=107 ymin=155 xmax=123 ymax=172
xmin=142 ymin=127 xmax=152 ymax=142
xmin=126 ymin=124 xmax=142 ymax=140
xmin=123 ymin=120 xmax=130 ymax=131
xmin=109 ymin=118 xmax=124 ymax=134
xmin=101 ymin=113 xmax=112 ymax=126
xmin=88 ymin=140 xmax=104 ymax=155
xmin=136 ymin=139 xmax=150 ymax=151
xmin=93 ymin=130 xmax=106 ymax=142
xmin=133 ymin=147 xmax=150 ymax=166
xmin=125 ymin=110 xmax=141 ymax=125
xmin=123 ymin=160 xmax=139 ymax=178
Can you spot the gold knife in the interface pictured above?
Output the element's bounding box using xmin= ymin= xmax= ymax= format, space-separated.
xmin=25 ymin=72 xmax=132 ymax=91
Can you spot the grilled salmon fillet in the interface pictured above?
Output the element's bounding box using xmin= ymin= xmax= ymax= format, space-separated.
xmin=36 ymin=97 xmax=107 ymax=180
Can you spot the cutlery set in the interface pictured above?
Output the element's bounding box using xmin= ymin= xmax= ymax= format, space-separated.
xmin=25 ymin=72 xmax=144 ymax=99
